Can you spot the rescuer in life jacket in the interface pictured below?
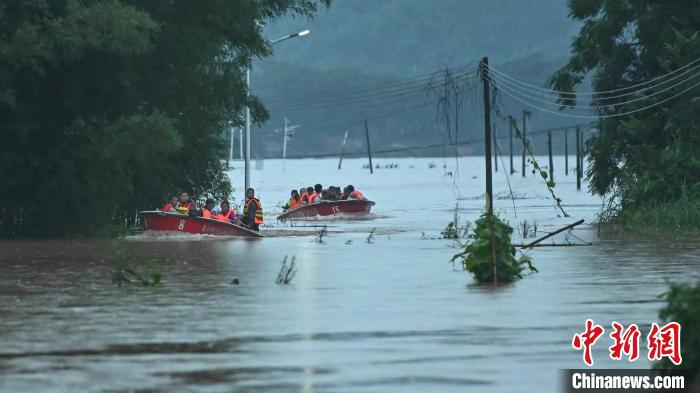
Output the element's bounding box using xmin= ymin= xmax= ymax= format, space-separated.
xmin=345 ymin=185 xmax=365 ymax=200
xmin=176 ymin=192 xmax=196 ymax=214
xmin=214 ymin=200 xmax=238 ymax=223
xmin=284 ymin=190 xmax=301 ymax=210
xmin=303 ymin=186 xmax=314 ymax=204
xmin=162 ymin=195 xmax=179 ymax=212
xmin=199 ymin=199 xmax=215 ymax=218
xmin=242 ymin=188 xmax=263 ymax=231
xmin=307 ymin=184 xmax=323 ymax=204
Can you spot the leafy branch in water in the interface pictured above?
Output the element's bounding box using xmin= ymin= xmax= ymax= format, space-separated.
xmin=110 ymin=238 xmax=164 ymax=287
xmin=314 ymin=225 xmax=328 ymax=243
xmin=366 ymin=228 xmax=376 ymax=243
xmin=441 ymin=206 xmax=472 ymax=244
xmin=517 ymin=219 xmax=538 ymax=238
xmin=276 ymin=255 xmax=297 ymax=285
xmin=451 ymin=213 xmax=536 ymax=284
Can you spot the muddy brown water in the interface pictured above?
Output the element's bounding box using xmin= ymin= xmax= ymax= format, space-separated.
xmin=1 ymin=157 xmax=698 ymax=392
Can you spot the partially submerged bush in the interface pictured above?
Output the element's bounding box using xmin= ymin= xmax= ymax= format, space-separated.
xmin=112 ymin=260 xmax=164 ymax=287
xmin=451 ymin=213 xmax=536 ymax=284
xmin=110 ymin=238 xmax=165 ymax=286
xmin=655 ymin=282 xmax=700 ymax=379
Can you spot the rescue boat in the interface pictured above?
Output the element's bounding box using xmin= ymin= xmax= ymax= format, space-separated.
xmin=138 ymin=211 xmax=263 ymax=238
xmin=277 ymin=199 xmax=375 ymax=221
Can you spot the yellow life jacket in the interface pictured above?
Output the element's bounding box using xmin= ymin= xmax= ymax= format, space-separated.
xmin=243 ymin=198 xmax=264 ymax=224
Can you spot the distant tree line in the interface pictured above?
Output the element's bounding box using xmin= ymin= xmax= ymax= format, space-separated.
xmin=0 ymin=0 xmax=329 ymax=238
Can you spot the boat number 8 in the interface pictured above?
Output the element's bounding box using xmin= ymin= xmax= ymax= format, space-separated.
xmin=178 ymin=219 xmax=185 ymax=230
xmin=332 ymin=206 xmax=340 ymax=214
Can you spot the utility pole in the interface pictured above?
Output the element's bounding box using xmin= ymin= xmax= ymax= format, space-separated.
xmin=239 ymin=127 xmax=243 ymax=160
xmin=548 ymin=131 xmax=553 ymax=183
xmin=564 ymin=128 xmax=569 ymax=176
xmin=282 ymin=118 xmax=288 ymax=172
xmin=521 ymin=110 xmax=530 ymax=177
xmin=481 ymin=56 xmax=496 ymax=286
xmin=338 ymin=130 xmax=349 ymax=170
xmin=364 ymin=120 xmax=373 ymax=174
xmin=244 ymin=67 xmax=251 ymax=200
xmin=481 ymin=57 xmax=493 ymax=215
xmin=509 ymin=122 xmax=514 ymax=174
xmin=576 ymin=125 xmax=581 ymax=190
xmin=493 ymin=126 xmax=498 ymax=172
xmin=228 ymin=126 xmax=234 ymax=167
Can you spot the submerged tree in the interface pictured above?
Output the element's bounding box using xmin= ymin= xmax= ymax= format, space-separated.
xmin=0 ymin=0 xmax=329 ymax=237
xmin=548 ymin=1 xmax=700 ymax=209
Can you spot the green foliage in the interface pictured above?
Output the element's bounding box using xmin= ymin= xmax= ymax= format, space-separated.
xmin=112 ymin=259 xmax=164 ymax=287
xmin=451 ymin=213 xmax=536 ymax=284
xmin=600 ymin=186 xmax=700 ymax=236
xmin=0 ymin=0 xmax=329 ymax=238
xmin=655 ymin=282 xmax=700 ymax=378
xmin=110 ymin=238 xmax=164 ymax=286
xmin=549 ymin=1 xmax=700 ymax=212
xmin=517 ymin=219 xmax=538 ymax=238
xmin=440 ymin=210 xmax=471 ymax=241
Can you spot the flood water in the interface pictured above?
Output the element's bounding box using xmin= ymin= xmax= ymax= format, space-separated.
xmin=1 ymin=157 xmax=698 ymax=392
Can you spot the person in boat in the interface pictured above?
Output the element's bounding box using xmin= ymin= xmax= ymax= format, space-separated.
xmin=199 ymin=198 xmax=215 ymax=218
xmin=284 ymin=190 xmax=302 ymax=210
xmin=346 ymin=185 xmax=365 ymax=200
xmin=242 ymin=188 xmax=263 ymax=231
xmin=303 ymin=186 xmax=314 ymax=204
xmin=308 ymin=184 xmax=323 ymax=204
xmin=176 ymin=192 xmax=196 ymax=214
xmin=299 ymin=188 xmax=308 ymax=205
xmin=214 ymin=200 xmax=238 ymax=223
xmin=323 ymin=186 xmax=339 ymax=201
xmin=162 ymin=195 xmax=179 ymax=212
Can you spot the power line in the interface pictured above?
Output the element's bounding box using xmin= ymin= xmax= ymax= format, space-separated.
xmin=489 ymin=74 xmax=700 ymax=119
xmin=486 ymin=63 xmax=700 ymax=105
xmin=485 ymin=69 xmax=700 ymax=111
xmin=271 ymin=73 xmax=478 ymax=112
xmin=262 ymin=62 xmax=479 ymax=104
xmin=486 ymin=57 xmax=700 ymax=97
xmin=284 ymin=122 xmax=593 ymax=159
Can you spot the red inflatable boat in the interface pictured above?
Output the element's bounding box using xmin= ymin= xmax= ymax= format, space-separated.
xmin=277 ymin=200 xmax=375 ymax=221
xmin=138 ymin=211 xmax=263 ymax=238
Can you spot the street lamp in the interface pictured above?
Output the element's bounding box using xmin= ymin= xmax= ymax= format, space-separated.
xmin=243 ymin=29 xmax=310 ymax=201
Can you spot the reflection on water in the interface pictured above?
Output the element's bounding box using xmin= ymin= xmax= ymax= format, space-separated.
xmin=1 ymin=158 xmax=698 ymax=392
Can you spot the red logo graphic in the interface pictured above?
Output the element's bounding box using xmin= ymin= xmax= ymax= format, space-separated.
xmin=572 ymin=319 xmax=605 ymax=366
xmin=609 ymin=322 xmax=640 ymax=361
xmin=573 ymin=320 xmax=682 ymax=366
xmin=647 ymin=322 xmax=682 ymax=365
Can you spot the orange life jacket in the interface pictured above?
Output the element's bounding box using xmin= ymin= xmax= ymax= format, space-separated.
xmin=243 ymin=198 xmax=263 ymax=224
xmin=308 ymin=192 xmax=319 ymax=203
xmin=288 ymin=198 xmax=301 ymax=208
xmin=349 ymin=190 xmax=364 ymax=200
xmin=214 ymin=209 xmax=234 ymax=222
xmin=201 ymin=208 xmax=212 ymax=218
xmin=301 ymin=193 xmax=309 ymax=204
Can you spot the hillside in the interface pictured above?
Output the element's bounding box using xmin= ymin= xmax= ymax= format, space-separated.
xmin=246 ymin=0 xmax=585 ymax=158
